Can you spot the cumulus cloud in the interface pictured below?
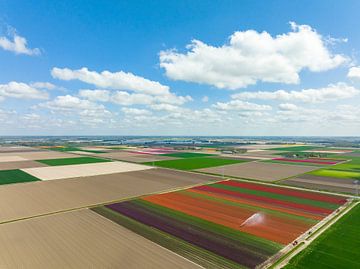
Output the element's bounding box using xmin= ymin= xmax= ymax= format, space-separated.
xmin=232 ymin=83 xmax=359 ymax=103
xmin=51 ymin=67 xmax=170 ymax=95
xmin=79 ymin=89 xmax=111 ymax=102
xmin=122 ymin=107 xmax=152 ymax=116
xmin=347 ymin=66 xmax=360 ymax=80
xmin=213 ymin=100 xmax=272 ymax=111
xmin=0 ymin=33 xmax=40 ymax=56
xmin=278 ymin=103 xmax=298 ymax=111
xmin=0 ymin=81 xmax=49 ymax=99
xmin=160 ymin=22 xmax=348 ymax=89
xmin=30 ymin=82 xmax=56 ymax=90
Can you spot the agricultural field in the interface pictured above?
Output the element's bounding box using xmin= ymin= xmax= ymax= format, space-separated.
xmin=267 ymin=146 xmax=321 ymax=152
xmin=0 ymin=160 xmax=47 ymax=171
xmin=161 ymin=152 xmax=215 ymax=158
xmin=145 ymin=157 xmax=246 ymax=170
xmin=284 ymin=203 xmax=360 ymax=269
xmin=197 ymin=162 xmax=318 ymax=182
xmin=37 ymin=156 xmax=111 ymax=166
xmin=94 ymin=180 xmax=347 ymax=269
xmin=0 ymin=169 xmax=40 ymax=185
xmin=96 ymin=151 xmax=179 ymax=163
xmin=264 ymin=158 xmax=343 ymax=166
xmin=46 ymin=146 xmax=108 ymax=153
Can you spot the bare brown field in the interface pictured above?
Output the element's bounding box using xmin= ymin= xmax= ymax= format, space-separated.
xmin=197 ymin=161 xmax=318 ymax=181
xmin=22 ymin=161 xmax=152 ymax=180
xmin=0 ymin=151 xmax=80 ymax=160
xmin=97 ymin=151 xmax=179 ymax=163
xmin=0 ymin=168 xmax=217 ymax=223
xmin=0 ymin=146 xmax=43 ymax=153
xmin=282 ymin=174 xmax=358 ymax=194
xmin=0 ymin=160 xmax=48 ymax=171
xmin=0 ymin=209 xmax=200 ymax=269
xmin=0 ymin=156 xmax=29 ymax=162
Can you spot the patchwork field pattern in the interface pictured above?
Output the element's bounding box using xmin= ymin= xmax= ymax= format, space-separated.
xmin=284 ymin=203 xmax=360 ymax=269
xmin=97 ymin=180 xmax=347 ymax=269
xmin=0 ymin=169 xmax=40 ymax=185
xmin=267 ymin=158 xmax=343 ymax=166
xmin=161 ymin=152 xmax=215 ymax=158
xmin=147 ymin=157 xmax=247 ymax=170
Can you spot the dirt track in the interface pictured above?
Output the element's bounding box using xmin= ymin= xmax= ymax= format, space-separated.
xmin=0 ymin=209 xmax=201 ymax=269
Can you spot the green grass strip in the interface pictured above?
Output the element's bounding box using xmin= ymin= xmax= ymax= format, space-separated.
xmin=0 ymin=169 xmax=40 ymax=185
xmin=92 ymin=206 xmax=244 ymax=269
xmin=284 ymin=204 xmax=360 ymax=269
xmin=37 ymin=157 xmax=111 ymax=166
xmin=208 ymin=183 xmax=339 ymax=210
xmin=180 ymin=190 xmax=317 ymax=225
xmin=144 ymin=157 xmax=245 ymax=170
xmin=161 ymin=152 xmax=215 ymax=158
xmin=134 ymin=199 xmax=282 ymax=255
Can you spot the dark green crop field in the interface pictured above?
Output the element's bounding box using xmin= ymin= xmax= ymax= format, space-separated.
xmin=268 ymin=146 xmax=320 ymax=152
xmin=0 ymin=169 xmax=40 ymax=185
xmin=144 ymin=157 xmax=246 ymax=170
xmin=37 ymin=157 xmax=111 ymax=166
xmin=284 ymin=204 xmax=360 ymax=269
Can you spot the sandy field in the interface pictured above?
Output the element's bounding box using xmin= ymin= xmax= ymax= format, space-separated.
xmin=283 ymin=174 xmax=358 ymax=194
xmin=0 ymin=209 xmax=200 ymax=269
xmin=79 ymin=146 xmax=112 ymax=151
xmin=96 ymin=151 xmax=179 ymax=163
xmin=0 ymin=156 xmax=29 ymax=162
xmin=0 ymin=160 xmax=48 ymax=171
xmin=0 ymin=168 xmax=217 ymax=223
xmin=0 ymin=151 xmax=79 ymax=160
xmin=197 ymin=161 xmax=318 ymax=181
xmin=22 ymin=161 xmax=153 ymax=180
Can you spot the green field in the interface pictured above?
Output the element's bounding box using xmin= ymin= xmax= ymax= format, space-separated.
xmin=0 ymin=169 xmax=40 ymax=185
xmin=37 ymin=157 xmax=111 ymax=166
xmin=145 ymin=157 xmax=246 ymax=170
xmin=309 ymin=169 xmax=360 ymax=180
xmin=161 ymin=152 xmax=215 ymax=158
xmin=269 ymin=146 xmax=320 ymax=152
xmin=284 ymin=204 xmax=360 ymax=269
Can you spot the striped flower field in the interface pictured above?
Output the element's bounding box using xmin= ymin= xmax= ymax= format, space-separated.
xmin=96 ymin=180 xmax=347 ymax=269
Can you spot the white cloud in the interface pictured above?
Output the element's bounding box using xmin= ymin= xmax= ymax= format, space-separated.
xmin=30 ymin=82 xmax=56 ymax=90
xmin=213 ymin=100 xmax=272 ymax=111
xmin=150 ymin=104 xmax=182 ymax=112
xmin=0 ymin=81 xmax=49 ymax=99
xmin=278 ymin=103 xmax=298 ymax=111
xmin=122 ymin=107 xmax=152 ymax=116
xmin=51 ymin=67 xmax=170 ymax=95
xmin=232 ymin=83 xmax=359 ymax=103
xmin=202 ymin=96 xmax=209 ymax=102
xmin=347 ymin=66 xmax=360 ymax=80
xmin=79 ymin=89 xmax=111 ymax=102
xmin=160 ymin=22 xmax=348 ymax=89
xmin=0 ymin=33 xmax=40 ymax=56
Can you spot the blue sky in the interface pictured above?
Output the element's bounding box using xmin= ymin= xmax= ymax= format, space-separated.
xmin=1 ymin=0 xmax=360 ymax=135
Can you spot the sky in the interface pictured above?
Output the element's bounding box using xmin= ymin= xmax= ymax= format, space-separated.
xmin=1 ymin=0 xmax=360 ymax=136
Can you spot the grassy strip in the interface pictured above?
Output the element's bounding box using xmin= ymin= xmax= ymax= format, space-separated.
xmin=161 ymin=152 xmax=215 ymax=158
xmin=144 ymin=157 xmax=245 ymax=170
xmin=268 ymin=242 xmax=305 ymax=269
xmin=209 ymin=183 xmax=339 ymax=210
xmin=0 ymin=169 xmax=40 ymax=185
xmin=92 ymin=206 xmax=244 ymax=269
xmin=284 ymin=204 xmax=360 ymax=269
xmin=135 ymin=199 xmax=282 ymax=254
xmin=181 ymin=190 xmax=318 ymax=224
xmin=37 ymin=157 xmax=111 ymax=166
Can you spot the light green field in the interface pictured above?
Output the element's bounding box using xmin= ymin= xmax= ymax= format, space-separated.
xmin=268 ymin=146 xmax=320 ymax=152
xmin=0 ymin=169 xmax=40 ymax=185
xmin=284 ymin=204 xmax=360 ymax=269
xmin=144 ymin=157 xmax=246 ymax=170
xmin=37 ymin=157 xmax=111 ymax=166
xmin=309 ymin=169 xmax=360 ymax=180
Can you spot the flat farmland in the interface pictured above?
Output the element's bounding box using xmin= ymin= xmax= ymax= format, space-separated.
xmin=0 ymin=151 xmax=80 ymax=160
xmin=95 ymin=180 xmax=346 ymax=269
xmin=0 ymin=168 xmax=217 ymax=223
xmin=265 ymin=158 xmax=343 ymax=166
xmin=282 ymin=174 xmax=358 ymax=195
xmin=197 ymin=162 xmax=318 ymax=182
xmin=0 ymin=209 xmax=201 ymax=269
xmin=267 ymin=146 xmax=320 ymax=152
xmin=161 ymin=152 xmax=215 ymax=158
xmin=22 ymin=161 xmax=152 ymax=180
xmin=284 ymin=203 xmax=360 ymax=269
xmin=146 ymin=157 xmax=246 ymax=170
xmin=96 ymin=151 xmax=179 ymax=163
xmin=0 ymin=169 xmax=40 ymax=185
xmin=37 ymin=156 xmax=111 ymax=166
xmin=0 ymin=160 xmax=48 ymax=171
